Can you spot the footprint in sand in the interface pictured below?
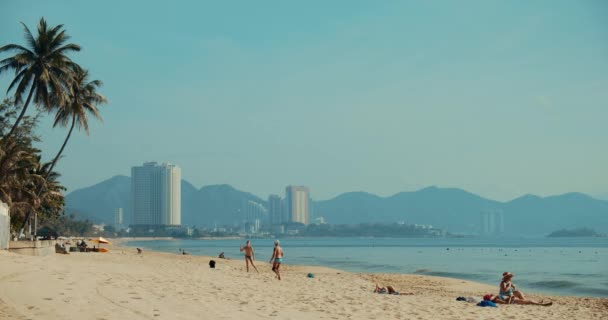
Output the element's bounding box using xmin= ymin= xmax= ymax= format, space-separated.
xmin=43 ymin=298 xmax=53 ymax=301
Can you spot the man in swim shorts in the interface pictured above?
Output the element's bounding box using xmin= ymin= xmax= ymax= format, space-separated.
xmin=240 ymin=240 xmax=259 ymax=273
xmin=269 ymin=240 xmax=284 ymax=280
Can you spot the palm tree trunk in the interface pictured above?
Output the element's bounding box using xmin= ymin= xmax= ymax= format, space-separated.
xmin=4 ymin=81 xmax=37 ymax=141
xmin=45 ymin=113 xmax=76 ymax=180
xmin=19 ymin=114 xmax=76 ymax=237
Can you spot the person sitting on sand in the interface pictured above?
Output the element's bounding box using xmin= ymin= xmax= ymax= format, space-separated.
xmin=374 ymin=284 xmax=413 ymax=295
xmin=500 ymin=272 xmax=526 ymax=303
xmin=218 ymin=252 xmax=226 ymax=259
xmin=483 ymin=294 xmax=552 ymax=306
xmin=240 ymin=240 xmax=259 ymax=273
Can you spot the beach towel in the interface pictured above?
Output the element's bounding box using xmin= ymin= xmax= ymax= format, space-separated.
xmin=476 ymin=301 xmax=497 ymax=308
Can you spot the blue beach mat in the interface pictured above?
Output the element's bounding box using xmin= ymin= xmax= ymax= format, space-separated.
xmin=477 ymin=301 xmax=497 ymax=308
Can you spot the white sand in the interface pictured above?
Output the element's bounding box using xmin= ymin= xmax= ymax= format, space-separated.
xmin=0 ymin=247 xmax=606 ymax=320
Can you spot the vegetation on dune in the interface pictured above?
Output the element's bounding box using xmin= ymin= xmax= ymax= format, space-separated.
xmin=0 ymin=18 xmax=106 ymax=237
xmin=0 ymin=99 xmax=64 ymax=231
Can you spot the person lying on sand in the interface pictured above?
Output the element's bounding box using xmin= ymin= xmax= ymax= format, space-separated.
xmin=374 ymin=284 xmax=413 ymax=295
xmin=483 ymin=294 xmax=552 ymax=306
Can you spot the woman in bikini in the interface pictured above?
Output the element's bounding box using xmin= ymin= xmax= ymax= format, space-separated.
xmin=500 ymin=272 xmax=525 ymax=303
xmin=496 ymin=272 xmax=552 ymax=306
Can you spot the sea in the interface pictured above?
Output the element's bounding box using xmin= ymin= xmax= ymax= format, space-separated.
xmin=125 ymin=237 xmax=608 ymax=298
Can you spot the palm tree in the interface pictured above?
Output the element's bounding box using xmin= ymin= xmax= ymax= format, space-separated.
xmin=48 ymin=68 xmax=107 ymax=179
xmin=18 ymin=69 xmax=106 ymax=235
xmin=0 ymin=17 xmax=80 ymax=141
xmin=0 ymin=138 xmax=44 ymax=230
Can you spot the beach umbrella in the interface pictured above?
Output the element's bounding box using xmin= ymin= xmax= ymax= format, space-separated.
xmin=89 ymin=237 xmax=111 ymax=244
xmin=88 ymin=237 xmax=112 ymax=252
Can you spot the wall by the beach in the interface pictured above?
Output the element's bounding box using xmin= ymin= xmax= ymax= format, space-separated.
xmin=0 ymin=201 xmax=9 ymax=250
xmin=8 ymin=240 xmax=57 ymax=256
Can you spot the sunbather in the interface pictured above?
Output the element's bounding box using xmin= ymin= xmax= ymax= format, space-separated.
xmin=500 ymin=272 xmax=526 ymax=303
xmin=374 ymin=284 xmax=413 ymax=295
xmin=483 ymin=294 xmax=552 ymax=306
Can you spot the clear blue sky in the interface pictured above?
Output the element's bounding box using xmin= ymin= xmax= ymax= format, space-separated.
xmin=1 ymin=1 xmax=607 ymax=201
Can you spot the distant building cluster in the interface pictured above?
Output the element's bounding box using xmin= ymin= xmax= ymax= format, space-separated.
xmin=208 ymin=185 xmax=313 ymax=236
xmin=242 ymin=200 xmax=267 ymax=234
xmin=236 ymin=185 xmax=315 ymax=235
xmin=480 ymin=209 xmax=504 ymax=236
xmin=131 ymin=162 xmax=181 ymax=226
xmin=126 ymin=162 xmax=315 ymax=236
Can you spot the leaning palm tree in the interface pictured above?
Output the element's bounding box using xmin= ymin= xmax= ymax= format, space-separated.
xmin=18 ymin=69 xmax=106 ymax=235
xmin=0 ymin=17 xmax=81 ymax=141
xmin=48 ymin=68 xmax=106 ymax=177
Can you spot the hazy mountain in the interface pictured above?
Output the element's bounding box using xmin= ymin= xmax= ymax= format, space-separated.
xmin=315 ymin=186 xmax=501 ymax=233
xmin=65 ymin=177 xmax=265 ymax=227
xmin=503 ymin=192 xmax=608 ymax=235
xmin=65 ymin=177 xmax=608 ymax=236
xmin=594 ymin=193 xmax=608 ymax=201
xmin=65 ymin=175 xmax=132 ymax=224
xmin=315 ymin=188 xmax=608 ymax=235
xmin=184 ymin=184 xmax=266 ymax=227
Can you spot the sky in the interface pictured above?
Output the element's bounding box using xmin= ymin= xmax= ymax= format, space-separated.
xmin=1 ymin=1 xmax=607 ymax=201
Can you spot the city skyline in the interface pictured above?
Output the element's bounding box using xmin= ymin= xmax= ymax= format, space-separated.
xmin=1 ymin=1 xmax=607 ymax=202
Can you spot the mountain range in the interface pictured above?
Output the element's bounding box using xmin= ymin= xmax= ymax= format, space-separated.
xmin=64 ymin=175 xmax=608 ymax=236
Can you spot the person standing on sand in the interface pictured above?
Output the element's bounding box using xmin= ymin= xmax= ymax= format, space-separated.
xmin=269 ymin=240 xmax=284 ymax=280
xmin=240 ymin=240 xmax=259 ymax=273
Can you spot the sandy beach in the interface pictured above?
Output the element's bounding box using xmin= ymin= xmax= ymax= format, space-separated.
xmin=1 ymin=246 xmax=606 ymax=320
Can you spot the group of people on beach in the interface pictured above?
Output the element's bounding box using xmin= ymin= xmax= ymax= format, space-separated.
xmin=238 ymin=240 xmax=284 ymax=280
xmin=375 ymin=271 xmax=552 ymax=307
xmin=232 ymin=242 xmax=552 ymax=306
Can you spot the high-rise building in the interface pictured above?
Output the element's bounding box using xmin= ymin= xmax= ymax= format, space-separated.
xmin=131 ymin=162 xmax=181 ymax=225
xmin=268 ymin=195 xmax=283 ymax=225
xmin=242 ymin=200 xmax=268 ymax=233
xmin=285 ymin=186 xmax=310 ymax=225
xmin=114 ymin=208 xmax=123 ymax=229
xmin=480 ymin=209 xmax=504 ymax=236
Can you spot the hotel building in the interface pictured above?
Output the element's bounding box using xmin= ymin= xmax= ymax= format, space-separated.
xmin=285 ymin=186 xmax=310 ymax=225
xmin=131 ymin=162 xmax=181 ymax=225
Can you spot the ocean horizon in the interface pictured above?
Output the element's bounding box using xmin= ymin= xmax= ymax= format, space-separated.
xmin=125 ymin=236 xmax=608 ymax=298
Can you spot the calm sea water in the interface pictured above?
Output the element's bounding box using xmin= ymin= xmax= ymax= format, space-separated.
xmin=125 ymin=237 xmax=608 ymax=297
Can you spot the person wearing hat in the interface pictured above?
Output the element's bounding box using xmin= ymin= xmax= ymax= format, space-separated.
xmin=500 ymin=272 xmax=526 ymax=303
